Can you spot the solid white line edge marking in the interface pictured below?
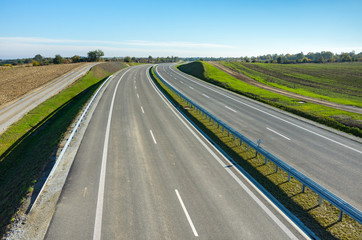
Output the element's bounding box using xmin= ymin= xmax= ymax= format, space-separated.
xmin=149 ymin=67 xmax=308 ymax=239
xmin=175 ymin=189 xmax=199 ymax=237
xmin=267 ymin=127 xmax=291 ymax=140
xmin=93 ymin=68 xmax=132 ymax=240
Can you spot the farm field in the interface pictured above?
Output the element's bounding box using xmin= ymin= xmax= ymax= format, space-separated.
xmin=0 ymin=63 xmax=88 ymax=107
xmin=219 ymin=61 xmax=362 ymax=108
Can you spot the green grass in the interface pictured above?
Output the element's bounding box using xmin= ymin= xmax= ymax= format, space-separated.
xmin=177 ymin=61 xmax=362 ymax=137
xmin=221 ymin=62 xmax=362 ymax=108
xmin=0 ymin=63 xmax=126 ymax=236
xmin=150 ymin=67 xmax=362 ymax=240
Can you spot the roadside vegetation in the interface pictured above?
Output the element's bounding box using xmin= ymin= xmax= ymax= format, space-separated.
xmin=0 ymin=63 xmax=126 ymax=236
xmin=220 ymin=61 xmax=362 ymax=108
xmin=177 ymin=61 xmax=362 ymax=137
xmin=150 ymin=67 xmax=362 ymax=240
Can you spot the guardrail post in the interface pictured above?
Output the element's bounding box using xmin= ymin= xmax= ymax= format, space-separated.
xmin=275 ymin=165 xmax=278 ymax=173
xmin=339 ymin=210 xmax=343 ymax=221
xmin=288 ymin=174 xmax=291 ymax=182
xmin=302 ymin=184 xmax=306 ymax=193
xmin=265 ymin=158 xmax=268 ymax=165
xmin=239 ymin=139 xmax=242 ymax=146
xmin=318 ymin=196 xmax=323 ymax=206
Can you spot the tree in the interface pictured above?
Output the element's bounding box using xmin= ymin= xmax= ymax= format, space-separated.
xmin=277 ymin=56 xmax=282 ymax=63
xmin=340 ymin=53 xmax=352 ymax=62
xmin=148 ymin=56 xmax=153 ymax=63
xmin=87 ymin=49 xmax=104 ymax=62
xmin=71 ymin=55 xmax=81 ymax=63
xmin=124 ymin=56 xmax=131 ymax=62
xmin=32 ymin=60 xmax=40 ymax=66
xmin=33 ymin=54 xmax=43 ymax=65
xmin=318 ymin=56 xmax=325 ymax=63
xmin=53 ymin=54 xmax=63 ymax=64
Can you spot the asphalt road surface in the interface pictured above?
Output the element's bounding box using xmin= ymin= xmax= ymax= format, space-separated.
xmin=0 ymin=63 xmax=98 ymax=134
xmin=45 ymin=65 xmax=308 ymax=239
xmin=156 ymin=63 xmax=362 ymax=211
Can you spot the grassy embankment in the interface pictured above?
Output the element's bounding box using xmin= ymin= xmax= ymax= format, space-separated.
xmin=150 ymin=67 xmax=361 ymax=239
xmin=0 ymin=62 xmax=127 ymax=235
xmin=178 ymin=61 xmax=362 ymax=137
xmin=221 ymin=62 xmax=362 ymax=108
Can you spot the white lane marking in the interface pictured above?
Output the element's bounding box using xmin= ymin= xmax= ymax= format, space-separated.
xmin=135 ymin=86 xmax=137 ymax=89
xmin=189 ymin=86 xmax=194 ymax=90
xmin=141 ymin=106 xmax=145 ymax=114
xmin=175 ymin=189 xmax=199 ymax=237
xmin=150 ymin=129 xmax=157 ymax=144
xmin=267 ymin=127 xmax=291 ymax=141
xmin=225 ymin=105 xmax=237 ymax=113
xmin=93 ymin=68 xmax=132 ymax=240
xmin=147 ymin=69 xmax=304 ymax=240
xmin=180 ymin=81 xmax=184 ymax=84
xmin=166 ymin=66 xmax=362 ymax=154
xmin=202 ymin=94 xmax=210 ymax=98
xmin=137 ymin=93 xmax=140 ymax=99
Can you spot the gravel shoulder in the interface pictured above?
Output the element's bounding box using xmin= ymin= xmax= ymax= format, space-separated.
xmin=208 ymin=61 xmax=362 ymax=114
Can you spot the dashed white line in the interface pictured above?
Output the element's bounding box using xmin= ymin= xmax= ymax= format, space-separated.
xmin=137 ymin=93 xmax=140 ymax=98
xmin=267 ymin=127 xmax=291 ymax=140
xmin=175 ymin=189 xmax=199 ymax=237
xmin=189 ymin=86 xmax=194 ymax=90
xmin=180 ymin=81 xmax=184 ymax=84
xmin=135 ymin=86 xmax=137 ymax=89
xmin=141 ymin=106 xmax=145 ymax=114
xmin=225 ymin=105 xmax=237 ymax=113
xmin=150 ymin=129 xmax=157 ymax=144
xmin=202 ymin=94 xmax=210 ymax=98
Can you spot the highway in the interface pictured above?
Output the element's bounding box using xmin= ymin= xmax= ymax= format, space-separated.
xmin=0 ymin=63 xmax=98 ymax=134
xmin=156 ymin=63 xmax=362 ymax=211
xmin=45 ymin=65 xmax=308 ymax=239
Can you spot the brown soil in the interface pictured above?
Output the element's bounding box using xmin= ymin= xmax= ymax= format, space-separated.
xmin=0 ymin=63 xmax=87 ymax=107
xmin=208 ymin=61 xmax=362 ymax=114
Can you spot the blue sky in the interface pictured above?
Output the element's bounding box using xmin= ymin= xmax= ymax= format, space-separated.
xmin=1 ymin=0 xmax=361 ymax=58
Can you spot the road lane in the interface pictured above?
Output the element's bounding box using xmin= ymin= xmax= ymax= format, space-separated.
xmin=156 ymin=63 xmax=362 ymax=210
xmin=45 ymin=65 xmax=308 ymax=239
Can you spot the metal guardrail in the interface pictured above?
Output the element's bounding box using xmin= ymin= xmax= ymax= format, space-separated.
xmin=153 ymin=65 xmax=362 ymax=224
xmin=30 ymin=74 xmax=113 ymax=212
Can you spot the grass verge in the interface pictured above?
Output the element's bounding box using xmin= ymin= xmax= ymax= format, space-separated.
xmin=177 ymin=61 xmax=362 ymax=137
xmin=0 ymin=63 xmax=125 ymax=236
xmin=150 ymin=67 xmax=362 ymax=240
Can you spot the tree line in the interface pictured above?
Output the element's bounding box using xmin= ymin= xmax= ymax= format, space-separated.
xmin=184 ymin=51 xmax=362 ymax=64
xmin=0 ymin=50 xmax=105 ymax=66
